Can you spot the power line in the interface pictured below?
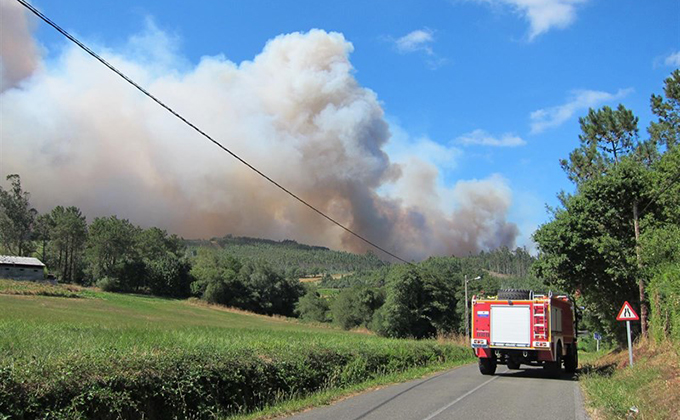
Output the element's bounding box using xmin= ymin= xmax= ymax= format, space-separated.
xmin=17 ymin=0 xmax=412 ymax=265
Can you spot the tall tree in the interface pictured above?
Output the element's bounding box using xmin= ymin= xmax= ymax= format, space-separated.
xmin=560 ymin=104 xmax=639 ymax=184
xmin=34 ymin=213 xmax=55 ymax=265
xmin=50 ymin=206 xmax=88 ymax=282
xmin=649 ymin=69 xmax=680 ymax=149
xmin=371 ymin=264 xmax=459 ymax=339
xmin=85 ymin=216 xmax=140 ymax=282
xmin=0 ymin=174 xmax=37 ymax=256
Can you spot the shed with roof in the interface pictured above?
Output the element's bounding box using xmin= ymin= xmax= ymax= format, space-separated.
xmin=0 ymin=256 xmax=46 ymax=281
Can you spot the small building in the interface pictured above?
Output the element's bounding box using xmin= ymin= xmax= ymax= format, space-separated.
xmin=0 ymin=256 xmax=46 ymax=281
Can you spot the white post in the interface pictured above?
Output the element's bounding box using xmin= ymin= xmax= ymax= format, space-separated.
xmin=596 ymin=339 xmax=599 ymax=352
xmin=626 ymin=320 xmax=634 ymax=367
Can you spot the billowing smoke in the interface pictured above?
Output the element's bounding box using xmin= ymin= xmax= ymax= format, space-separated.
xmin=0 ymin=0 xmax=40 ymax=92
xmin=0 ymin=8 xmax=518 ymax=261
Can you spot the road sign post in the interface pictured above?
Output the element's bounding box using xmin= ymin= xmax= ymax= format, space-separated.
xmin=616 ymin=301 xmax=640 ymax=367
xmin=593 ymin=332 xmax=601 ymax=352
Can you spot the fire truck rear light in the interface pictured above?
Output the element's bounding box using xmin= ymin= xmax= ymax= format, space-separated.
xmin=533 ymin=341 xmax=550 ymax=348
xmin=471 ymin=339 xmax=488 ymax=348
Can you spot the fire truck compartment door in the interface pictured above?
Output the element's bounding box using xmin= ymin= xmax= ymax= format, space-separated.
xmin=490 ymin=305 xmax=531 ymax=347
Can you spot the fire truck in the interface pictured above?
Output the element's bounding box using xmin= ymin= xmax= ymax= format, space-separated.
xmin=470 ymin=289 xmax=578 ymax=377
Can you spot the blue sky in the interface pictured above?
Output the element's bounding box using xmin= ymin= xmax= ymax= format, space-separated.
xmin=1 ymin=0 xmax=679 ymax=258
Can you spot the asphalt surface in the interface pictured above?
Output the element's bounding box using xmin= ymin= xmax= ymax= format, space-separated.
xmin=285 ymin=363 xmax=590 ymax=420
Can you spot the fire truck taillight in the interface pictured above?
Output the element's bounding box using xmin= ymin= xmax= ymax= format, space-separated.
xmin=471 ymin=339 xmax=488 ymax=348
xmin=532 ymin=341 xmax=550 ymax=348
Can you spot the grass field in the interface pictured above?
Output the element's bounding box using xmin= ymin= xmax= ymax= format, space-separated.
xmin=0 ymin=280 xmax=473 ymax=419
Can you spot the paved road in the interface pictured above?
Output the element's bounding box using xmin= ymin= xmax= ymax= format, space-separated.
xmin=285 ymin=363 xmax=589 ymax=420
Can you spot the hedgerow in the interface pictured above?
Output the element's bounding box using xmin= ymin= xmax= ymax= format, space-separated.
xmin=0 ymin=340 xmax=470 ymax=419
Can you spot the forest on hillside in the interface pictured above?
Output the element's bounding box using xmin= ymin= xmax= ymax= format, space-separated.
xmin=186 ymin=235 xmax=387 ymax=276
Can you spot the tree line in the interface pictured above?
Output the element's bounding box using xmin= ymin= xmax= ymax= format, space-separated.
xmin=187 ymin=234 xmax=387 ymax=276
xmin=533 ymin=70 xmax=680 ymax=344
xmin=0 ymin=174 xmax=543 ymax=338
xmin=301 ymin=254 xmax=546 ymax=338
xmin=0 ymin=178 xmax=308 ymax=312
xmin=0 ymin=182 xmax=192 ymax=296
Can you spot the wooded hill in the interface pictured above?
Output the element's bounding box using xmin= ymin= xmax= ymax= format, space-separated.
xmin=185 ymin=234 xmax=387 ymax=276
xmin=186 ymin=234 xmax=537 ymax=280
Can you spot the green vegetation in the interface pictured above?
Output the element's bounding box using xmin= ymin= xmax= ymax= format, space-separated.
xmin=0 ymin=278 xmax=90 ymax=299
xmin=1 ymin=167 xmax=542 ymax=337
xmin=525 ymin=70 xmax=680 ymax=420
xmin=297 ymin=251 xmax=544 ymax=337
xmin=190 ymin=248 xmax=304 ymax=317
xmin=187 ymin=235 xmax=386 ymax=276
xmin=579 ymin=341 xmax=679 ymax=420
xmin=533 ymin=70 xmax=680 ymax=342
xmin=0 ymin=283 xmax=474 ymax=419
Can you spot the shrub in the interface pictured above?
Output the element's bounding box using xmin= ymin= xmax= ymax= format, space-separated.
xmin=330 ymin=287 xmax=383 ymax=330
xmin=147 ymin=256 xmax=192 ymax=297
xmin=295 ymin=287 xmax=330 ymax=322
xmin=96 ymin=277 xmax=121 ymax=292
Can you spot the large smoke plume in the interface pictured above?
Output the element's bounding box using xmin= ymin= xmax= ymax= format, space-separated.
xmin=0 ymin=0 xmax=40 ymax=92
xmin=0 ymin=7 xmax=519 ymax=261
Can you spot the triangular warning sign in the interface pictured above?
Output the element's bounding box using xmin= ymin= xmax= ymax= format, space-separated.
xmin=616 ymin=301 xmax=640 ymax=321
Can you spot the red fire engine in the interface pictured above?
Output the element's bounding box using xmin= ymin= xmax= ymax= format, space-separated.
xmin=470 ymin=289 xmax=578 ymax=377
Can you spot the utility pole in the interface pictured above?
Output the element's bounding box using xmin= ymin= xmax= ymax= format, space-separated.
xmin=464 ymin=275 xmax=481 ymax=339
xmin=633 ymin=201 xmax=647 ymax=336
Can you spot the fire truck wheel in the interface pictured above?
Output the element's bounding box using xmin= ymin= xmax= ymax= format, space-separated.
xmin=543 ymin=343 xmax=562 ymax=378
xmin=497 ymin=289 xmax=532 ymax=300
xmin=506 ymin=358 xmax=521 ymax=370
xmin=478 ymin=358 xmax=497 ymax=375
xmin=564 ymin=345 xmax=578 ymax=374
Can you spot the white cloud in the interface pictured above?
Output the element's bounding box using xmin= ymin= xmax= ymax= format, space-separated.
xmin=664 ymin=51 xmax=680 ymax=67
xmin=529 ymin=88 xmax=633 ymax=134
xmin=395 ymin=29 xmax=435 ymax=54
xmin=391 ymin=28 xmax=448 ymax=69
xmin=457 ymin=129 xmax=526 ymax=147
xmin=472 ymin=0 xmax=589 ymax=40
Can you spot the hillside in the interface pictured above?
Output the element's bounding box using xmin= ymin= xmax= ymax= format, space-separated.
xmin=0 ymin=279 xmax=472 ymax=419
xmin=186 ymin=234 xmax=388 ymax=275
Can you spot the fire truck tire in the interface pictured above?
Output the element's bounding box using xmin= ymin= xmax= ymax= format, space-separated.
xmin=479 ymin=358 xmax=497 ymax=375
xmin=544 ymin=343 xmax=562 ymax=378
xmin=497 ymin=289 xmax=532 ymax=300
xmin=564 ymin=344 xmax=578 ymax=374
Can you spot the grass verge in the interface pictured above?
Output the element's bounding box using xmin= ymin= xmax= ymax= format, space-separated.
xmin=579 ymin=339 xmax=679 ymax=420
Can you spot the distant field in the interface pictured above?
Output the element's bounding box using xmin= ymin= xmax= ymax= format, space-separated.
xmin=298 ymin=273 xmax=347 ymax=283
xmin=0 ymin=280 xmax=472 ymax=419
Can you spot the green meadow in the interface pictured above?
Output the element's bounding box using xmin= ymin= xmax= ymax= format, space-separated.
xmin=0 ymin=280 xmax=473 ymax=419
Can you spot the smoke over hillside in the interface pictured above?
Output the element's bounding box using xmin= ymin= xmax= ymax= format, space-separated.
xmin=0 ymin=7 xmax=519 ymax=261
